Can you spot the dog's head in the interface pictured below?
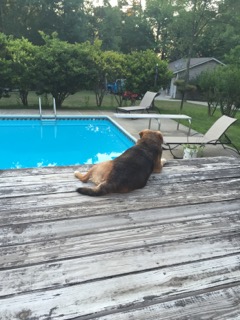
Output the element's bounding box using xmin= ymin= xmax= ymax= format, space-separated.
xmin=138 ymin=129 xmax=163 ymax=145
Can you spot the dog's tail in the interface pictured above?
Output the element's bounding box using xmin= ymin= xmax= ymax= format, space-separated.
xmin=76 ymin=182 xmax=111 ymax=196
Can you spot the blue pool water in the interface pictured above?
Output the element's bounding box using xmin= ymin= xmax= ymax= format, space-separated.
xmin=0 ymin=116 xmax=135 ymax=169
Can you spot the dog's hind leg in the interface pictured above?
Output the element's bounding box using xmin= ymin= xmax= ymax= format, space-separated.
xmin=76 ymin=181 xmax=111 ymax=196
xmin=74 ymin=169 xmax=93 ymax=183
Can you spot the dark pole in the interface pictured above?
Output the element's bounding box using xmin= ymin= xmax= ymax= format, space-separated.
xmin=154 ymin=64 xmax=158 ymax=87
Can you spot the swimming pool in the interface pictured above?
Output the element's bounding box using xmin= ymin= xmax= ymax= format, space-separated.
xmin=0 ymin=115 xmax=135 ymax=170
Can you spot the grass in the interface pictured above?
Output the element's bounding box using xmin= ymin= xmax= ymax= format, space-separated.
xmin=1 ymin=90 xmax=239 ymax=151
xmin=0 ymin=91 xmax=122 ymax=110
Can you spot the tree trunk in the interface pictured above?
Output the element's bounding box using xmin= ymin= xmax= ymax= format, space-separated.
xmin=95 ymin=89 xmax=105 ymax=108
xmin=114 ymin=93 xmax=124 ymax=107
xmin=19 ymin=90 xmax=28 ymax=106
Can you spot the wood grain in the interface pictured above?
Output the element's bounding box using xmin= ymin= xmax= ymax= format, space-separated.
xmin=0 ymin=157 xmax=240 ymax=320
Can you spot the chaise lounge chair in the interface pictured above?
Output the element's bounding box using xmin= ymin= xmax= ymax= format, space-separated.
xmin=116 ymin=91 xmax=159 ymax=113
xmin=163 ymin=115 xmax=239 ymax=157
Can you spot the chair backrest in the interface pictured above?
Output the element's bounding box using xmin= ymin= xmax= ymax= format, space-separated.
xmin=139 ymin=91 xmax=157 ymax=109
xmin=204 ymin=115 xmax=237 ymax=141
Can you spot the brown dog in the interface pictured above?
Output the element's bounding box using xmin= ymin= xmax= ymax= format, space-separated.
xmin=75 ymin=129 xmax=166 ymax=196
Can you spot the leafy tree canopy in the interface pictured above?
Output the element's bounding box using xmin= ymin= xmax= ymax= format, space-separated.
xmin=6 ymin=36 xmax=37 ymax=105
xmin=1 ymin=0 xmax=240 ymax=63
xmin=224 ymin=45 xmax=240 ymax=67
xmin=33 ymin=33 xmax=92 ymax=107
xmin=125 ymin=50 xmax=172 ymax=94
xmin=197 ymin=65 xmax=240 ymax=117
xmin=0 ymin=33 xmax=12 ymax=97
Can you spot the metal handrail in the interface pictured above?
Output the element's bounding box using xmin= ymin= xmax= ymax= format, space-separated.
xmin=38 ymin=96 xmax=42 ymax=119
xmin=38 ymin=96 xmax=57 ymax=120
xmin=53 ymin=98 xmax=57 ymax=119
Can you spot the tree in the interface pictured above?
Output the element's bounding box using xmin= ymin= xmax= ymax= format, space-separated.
xmin=0 ymin=0 xmax=91 ymax=45
xmin=175 ymin=0 xmax=219 ymax=76
xmin=170 ymin=0 xmax=219 ymax=111
xmin=215 ymin=66 xmax=240 ymax=117
xmin=92 ymin=6 xmax=122 ymax=51
xmin=104 ymin=51 xmax=127 ymax=107
xmin=125 ymin=49 xmax=172 ymax=97
xmin=1 ymin=0 xmax=240 ymax=64
xmin=174 ymin=79 xmax=196 ymax=113
xmin=145 ymin=0 xmax=177 ymax=59
xmin=33 ymin=33 xmax=92 ymax=108
xmin=0 ymin=33 xmax=12 ymax=98
xmin=7 ymin=36 xmax=37 ymax=106
xmin=214 ymin=0 xmax=240 ymax=61
xmin=120 ymin=2 xmax=155 ymax=53
xmin=81 ymin=40 xmax=106 ymax=108
xmin=197 ymin=70 xmax=219 ymax=116
xmin=55 ymin=0 xmax=91 ymax=43
xmin=197 ymin=42 xmax=240 ymax=117
xmin=197 ymin=65 xmax=240 ymax=117
xmin=224 ymin=45 xmax=240 ymax=67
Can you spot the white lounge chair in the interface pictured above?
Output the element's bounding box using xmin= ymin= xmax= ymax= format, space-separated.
xmin=163 ymin=115 xmax=239 ymax=157
xmin=116 ymin=91 xmax=159 ymax=113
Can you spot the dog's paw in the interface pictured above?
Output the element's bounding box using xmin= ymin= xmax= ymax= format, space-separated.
xmin=161 ymin=158 xmax=167 ymax=166
xmin=74 ymin=171 xmax=81 ymax=179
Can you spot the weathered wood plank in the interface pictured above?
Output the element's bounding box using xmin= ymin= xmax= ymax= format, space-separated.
xmin=1 ymin=201 xmax=239 ymax=246
xmin=1 ymin=157 xmax=240 ymax=196
xmin=0 ymin=195 xmax=239 ymax=227
xmin=1 ymin=166 xmax=240 ymax=198
xmin=0 ymin=255 xmax=239 ymax=320
xmin=1 ymin=236 xmax=240 ymax=296
xmin=1 ymin=212 xmax=239 ymax=269
xmin=0 ymin=192 xmax=103 ymax=212
xmin=1 ymin=177 xmax=240 ymax=212
xmin=87 ymin=286 xmax=240 ymax=320
xmin=0 ymin=164 xmax=88 ymax=178
xmin=1 ymin=172 xmax=79 ymax=188
xmin=1 ymin=157 xmax=240 ymax=193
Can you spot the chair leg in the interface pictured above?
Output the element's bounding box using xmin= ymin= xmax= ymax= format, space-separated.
xmin=222 ymin=134 xmax=240 ymax=155
xmin=163 ymin=144 xmax=182 ymax=159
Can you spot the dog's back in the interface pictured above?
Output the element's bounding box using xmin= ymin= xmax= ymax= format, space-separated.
xmin=106 ymin=144 xmax=156 ymax=190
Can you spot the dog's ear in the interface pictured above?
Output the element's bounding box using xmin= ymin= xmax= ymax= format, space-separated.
xmin=157 ymin=131 xmax=164 ymax=144
xmin=139 ymin=130 xmax=145 ymax=138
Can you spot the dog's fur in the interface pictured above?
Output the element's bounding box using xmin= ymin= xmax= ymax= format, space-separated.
xmin=75 ymin=129 xmax=166 ymax=196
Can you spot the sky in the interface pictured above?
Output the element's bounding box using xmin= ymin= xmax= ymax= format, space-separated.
xmin=109 ymin=0 xmax=118 ymax=5
xmin=95 ymin=0 xmax=146 ymax=8
xmin=94 ymin=0 xmax=117 ymax=6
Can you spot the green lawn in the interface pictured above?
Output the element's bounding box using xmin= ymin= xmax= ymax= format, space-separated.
xmin=1 ymin=90 xmax=239 ymax=151
xmin=0 ymin=91 xmax=121 ymax=110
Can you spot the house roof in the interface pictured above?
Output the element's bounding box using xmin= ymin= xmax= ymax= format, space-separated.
xmin=169 ymin=57 xmax=224 ymax=74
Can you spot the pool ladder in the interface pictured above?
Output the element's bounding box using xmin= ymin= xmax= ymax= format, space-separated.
xmin=38 ymin=97 xmax=57 ymax=121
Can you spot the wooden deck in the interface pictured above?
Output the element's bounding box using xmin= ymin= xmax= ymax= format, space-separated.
xmin=1 ymin=156 xmax=240 ymax=319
